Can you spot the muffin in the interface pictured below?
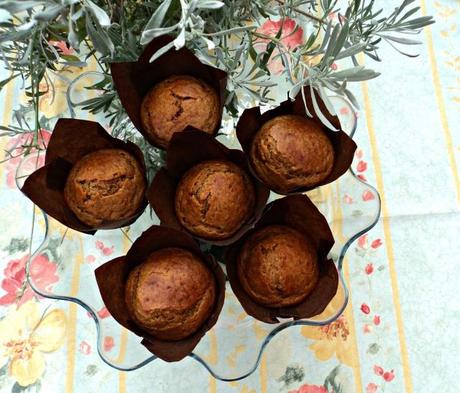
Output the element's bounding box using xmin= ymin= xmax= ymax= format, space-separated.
xmin=125 ymin=247 xmax=216 ymax=341
xmin=250 ymin=114 xmax=335 ymax=193
xmin=174 ymin=160 xmax=255 ymax=240
xmin=237 ymin=225 xmax=319 ymax=308
xmin=140 ymin=75 xmax=221 ymax=148
xmin=64 ymin=149 xmax=145 ymax=227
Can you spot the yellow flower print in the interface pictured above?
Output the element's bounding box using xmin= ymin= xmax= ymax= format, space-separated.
xmin=0 ymin=300 xmax=66 ymax=386
xmin=300 ymin=291 xmax=353 ymax=366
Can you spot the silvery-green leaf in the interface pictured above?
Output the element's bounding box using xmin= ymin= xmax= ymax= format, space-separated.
xmin=378 ymin=33 xmax=421 ymax=45
xmin=330 ymin=66 xmax=380 ymax=82
xmin=0 ymin=1 xmax=43 ymax=13
xmin=85 ymin=13 xmax=113 ymax=55
xmin=318 ymin=84 xmax=336 ymax=116
xmin=301 ymin=85 xmax=313 ymax=118
xmin=18 ymin=39 xmax=33 ymax=65
xmin=85 ymin=0 xmax=110 ymax=27
xmin=0 ymin=8 xmax=10 ymax=23
xmin=196 ymin=1 xmax=224 ymax=9
xmin=202 ymin=36 xmax=215 ymax=50
xmin=335 ymin=42 xmax=367 ymax=60
xmin=34 ymin=4 xmax=64 ymax=22
xmin=310 ymin=84 xmax=337 ymax=130
xmin=0 ymin=29 xmax=31 ymax=43
xmin=149 ymin=40 xmax=175 ymax=63
xmin=140 ymin=24 xmax=178 ymax=45
xmin=174 ymin=28 xmax=186 ymax=49
xmin=71 ymin=7 xmax=84 ymax=21
xmin=143 ymin=0 xmax=172 ymax=31
xmin=16 ymin=20 xmax=36 ymax=31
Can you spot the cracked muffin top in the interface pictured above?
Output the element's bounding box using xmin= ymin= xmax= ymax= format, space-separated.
xmin=174 ymin=160 xmax=255 ymax=240
xmin=125 ymin=247 xmax=216 ymax=341
xmin=140 ymin=75 xmax=221 ymax=149
xmin=64 ymin=149 xmax=146 ymax=227
xmin=237 ymin=225 xmax=319 ymax=308
xmin=249 ymin=114 xmax=335 ymax=193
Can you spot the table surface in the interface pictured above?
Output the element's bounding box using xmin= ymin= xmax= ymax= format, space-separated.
xmin=0 ymin=1 xmax=459 ymax=392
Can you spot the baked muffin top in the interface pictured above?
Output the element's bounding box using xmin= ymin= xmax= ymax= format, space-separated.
xmin=125 ymin=247 xmax=216 ymax=341
xmin=237 ymin=225 xmax=319 ymax=308
xmin=64 ymin=148 xmax=145 ymax=227
xmin=174 ymin=160 xmax=255 ymax=240
xmin=140 ymin=75 xmax=221 ymax=148
xmin=250 ymin=114 xmax=334 ymax=193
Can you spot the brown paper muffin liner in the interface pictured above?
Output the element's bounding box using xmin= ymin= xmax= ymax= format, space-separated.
xmin=236 ymin=86 xmax=357 ymax=195
xmin=147 ymin=129 xmax=270 ymax=246
xmin=95 ymin=225 xmax=226 ymax=362
xmin=225 ymin=194 xmax=338 ymax=323
xmin=21 ymin=118 xmax=148 ymax=234
xmin=110 ymin=35 xmax=227 ymax=149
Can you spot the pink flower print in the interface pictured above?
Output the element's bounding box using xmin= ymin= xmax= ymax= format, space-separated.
xmin=365 ymin=263 xmax=374 ymax=275
xmin=96 ymin=240 xmax=114 ymax=256
xmin=257 ymin=18 xmax=304 ymax=49
xmin=373 ymin=315 xmax=381 ymax=325
xmin=374 ymin=365 xmax=384 ymax=376
xmin=330 ymin=62 xmax=338 ymax=70
xmin=256 ymin=18 xmax=304 ymax=74
xmin=361 ymin=303 xmax=371 ymax=314
xmin=102 ymin=246 xmax=114 ymax=256
xmin=103 ymin=336 xmax=115 ymax=352
xmin=357 ymin=160 xmax=368 ymax=172
xmin=340 ymin=106 xmax=350 ymax=116
xmin=371 ymin=239 xmax=382 ymax=249
xmin=49 ymin=40 xmax=74 ymax=55
xmin=0 ymin=254 xmax=58 ymax=307
xmin=97 ymin=306 xmax=111 ymax=319
xmin=383 ymin=370 xmax=395 ymax=382
xmin=85 ymin=255 xmax=96 ymax=264
xmin=366 ymin=383 xmax=378 ymax=393
xmin=357 ymin=174 xmax=367 ymax=182
xmin=343 ymin=194 xmax=353 ymax=204
xmin=289 ymin=385 xmax=327 ymax=393
xmin=358 ymin=234 xmax=368 ymax=248
xmin=328 ymin=12 xmax=337 ymax=21
xmin=5 ymin=130 xmax=51 ymax=188
xmin=363 ymin=324 xmax=373 ymax=333
xmin=79 ymin=341 xmax=92 ymax=355
xmin=355 ymin=149 xmax=364 ymax=159
xmin=362 ymin=190 xmax=375 ymax=201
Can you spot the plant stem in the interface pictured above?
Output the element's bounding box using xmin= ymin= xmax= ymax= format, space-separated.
xmin=275 ymin=0 xmax=324 ymax=24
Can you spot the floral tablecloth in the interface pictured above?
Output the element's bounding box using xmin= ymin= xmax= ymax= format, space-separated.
xmin=0 ymin=1 xmax=459 ymax=392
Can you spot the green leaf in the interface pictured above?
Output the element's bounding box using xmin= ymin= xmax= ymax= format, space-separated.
xmin=368 ymin=343 xmax=380 ymax=354
xmin=85 ymin=0 xmax=111 ymax=27
xmin=142 ymin=0 xmax=172 ymax=32
xmin=85 ymin=12 xmax=114 ymax=56
xmin=196 ymin=1 xmax=225 ymax=9
xmin=34 ymin=4 xmax=64 ymax=22
xmin=140 ymin=24 xmax=178 ymax=45
xmin=379 ymin=34 xmax=421 ymax=45
xmin=0 ymin=73 xmax=19 ymax=90
xmin=0 ymin=1 xmax=43 ymax=13
xmin=149 ymin=40 xmax=175 ymax=62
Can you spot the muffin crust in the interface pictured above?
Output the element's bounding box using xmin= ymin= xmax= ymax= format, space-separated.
xmin=64 ymin=149 xmax=145 ymax=227
xmin=174 ymin=160 xmax=255 ymax=240
xmin=125 ymin=248 xmax=216 ymax=341
xmin=140 ymin=75 xmax=221 ymax=148
xmin=250 ymin=114 xmax=334 ymax=193
xmin=237 ymin=225 xmax=319 ymax=307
